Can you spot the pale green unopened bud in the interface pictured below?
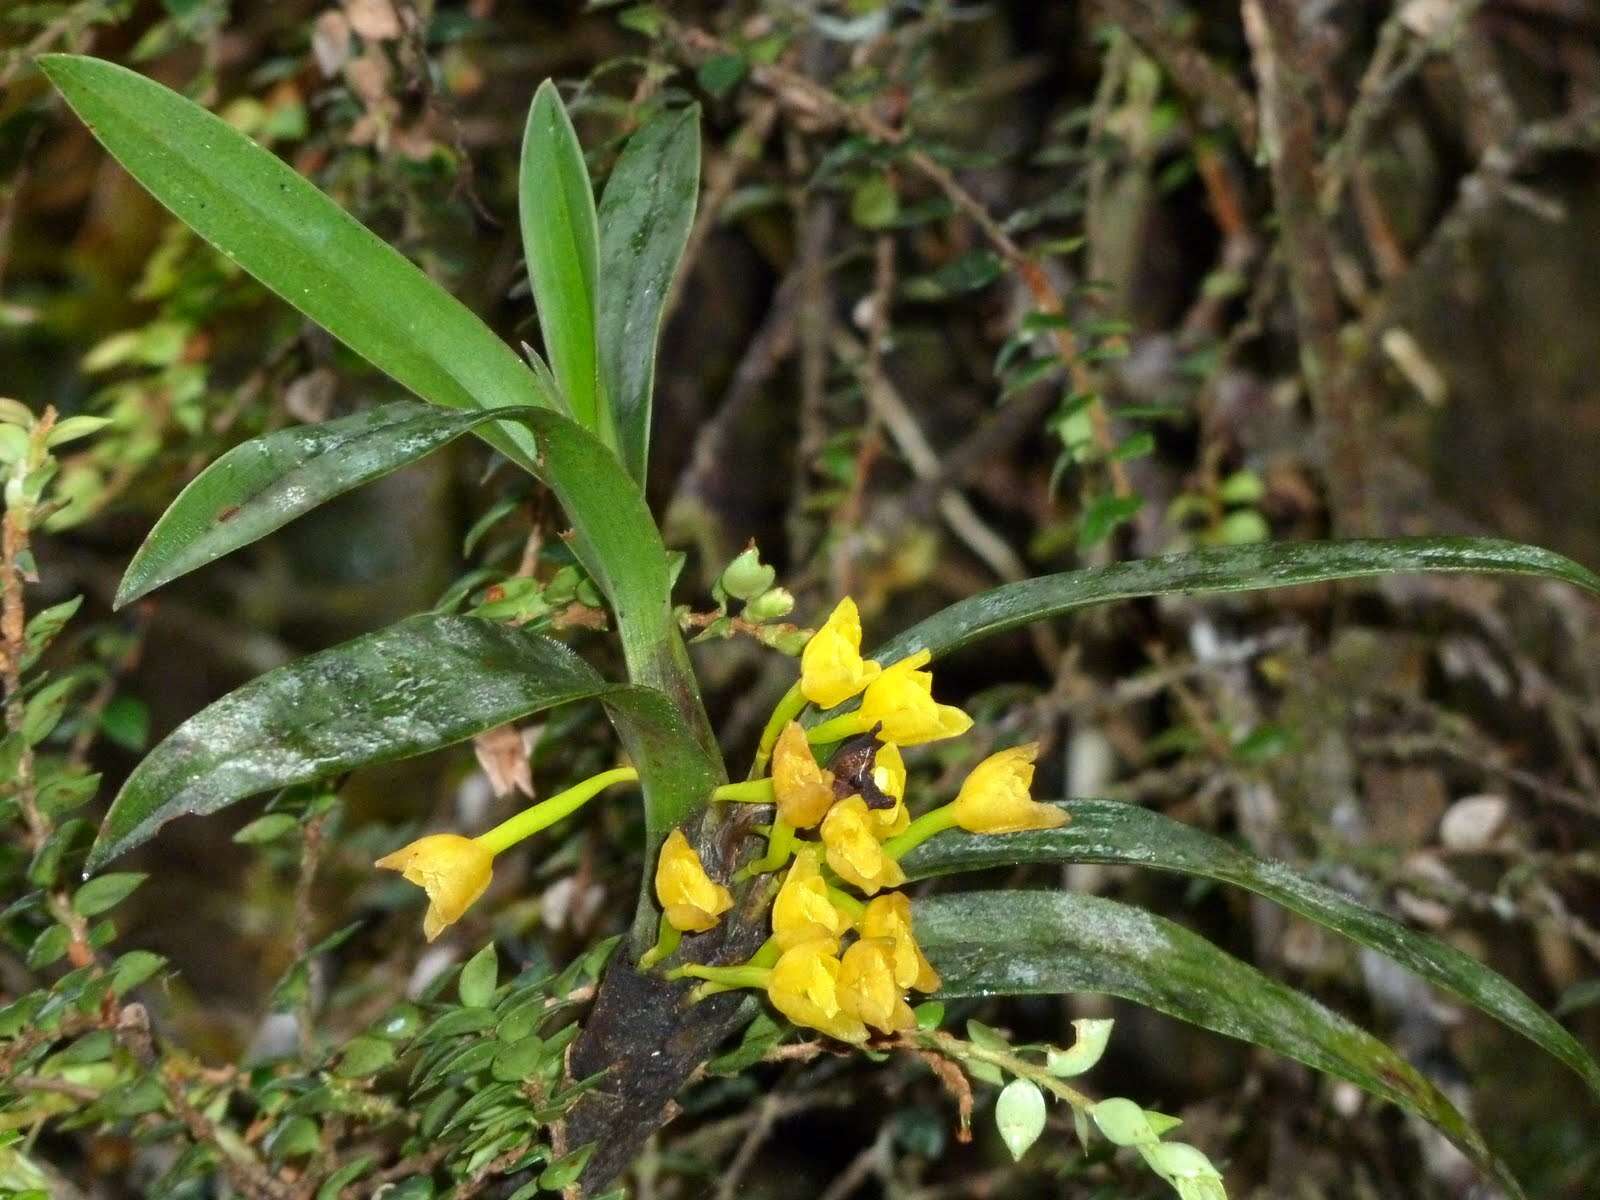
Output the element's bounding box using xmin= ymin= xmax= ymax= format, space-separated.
xmin=758 ymin=625 xmax=811 ymax=656
xmin=744 ymin=587 xmax=794 ymax=621
xmin=721 ymin=545 xmax=775 ymax=600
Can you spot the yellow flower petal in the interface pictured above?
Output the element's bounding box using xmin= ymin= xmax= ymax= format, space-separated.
xmin=800 ymin=597 xmax=882 ymax=709
xmin=375 ymin=833 xmax=495 ymax=942
xmin=820 ymin=796 xmax=906 ymax=896
xmin=856 ymin=652 xmax=973 ymax=747
xmin=773 ymin=845 xmax=855 ymax=950
xmin=655 ymin=829 xmax=734 ymax=933
xmin=838 ymin=938 xmax=917 ymax=1034
xmin=772 ymin=721 xmax=837 ymax=829
xmin=948 ymin=743 xmax=1066 ymax=834
xmin=767 ymin=937 xmax=867 ymax=1043
xmin=860 ymin=892 xmax=940 ymax=993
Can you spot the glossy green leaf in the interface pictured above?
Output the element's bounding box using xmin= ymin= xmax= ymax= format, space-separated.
xmin=876 ymin=538 xmax=1600 ymax=666
xmin=904 ymin=800 xmax=1600 ymax=1097
xmin=39 ymin=55 xmax=552 ymax=471
xmin=521 ymin=81 xmax=605 ymax=437
xmin=914 ymin=891 xmax=1520 ymax=1196
xmin=596 ymin=104 xmax=701 ymax=482
xmin=86 ymin=615 xmax=708 ymax=871
xmin=115 ymin=402 xmax=539 ymax=609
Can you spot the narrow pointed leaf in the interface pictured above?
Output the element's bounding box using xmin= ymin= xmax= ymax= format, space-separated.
xmin=86 ymin=615 xmax=704 ymax=871
xmin=521 ymin=81 xmax=605 ymax=435
xmin=914 ymin=890 xmax=1521 ymax=1197
xmin=596 ymin=104 xmax=701 ymax=482
xmin=39 ymin=55 xmax=553 ymax=471
xmin=904 ymin=800 xmax=1600 ymax=1098
xmin=115 ymin=402 xmax=541 ymax=609
xmin=876 ymin=538 xmax=1600 ymax=666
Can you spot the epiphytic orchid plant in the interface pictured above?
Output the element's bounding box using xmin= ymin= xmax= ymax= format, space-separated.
xmin=44 ymin=55 xmax=1600 ymax=1198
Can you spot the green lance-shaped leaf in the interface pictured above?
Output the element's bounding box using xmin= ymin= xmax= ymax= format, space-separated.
xmin=874 ymin=538 xmax=1600 ymax=666
xmin=596 ymin=104 xmax=701 ymax=482
xmin=914 ymin=890 xmax=1522 ymax=1197
xmin=115 ymin=402 xmax=539 ymax=609
xmin=39 ymin=55 xmax=554 ymax=472
xmin=85 ymin=615 xmax=713 ymax=872
xmin=521 ymin=81 xmax=606 ymax=439
xmin=904 ymin=800 xmax=1600 ymax=1098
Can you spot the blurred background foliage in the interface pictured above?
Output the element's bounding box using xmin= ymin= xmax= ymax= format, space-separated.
xmin=3 ymin=0 xmax=1600 ymax=1196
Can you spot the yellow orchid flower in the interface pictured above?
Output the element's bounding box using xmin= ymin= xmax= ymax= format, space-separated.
xmin=838 ymin=937 xmax=918 ymax=1034
xmin=950 ymin=743 xmax=1066 ymax=834
xmin=375 ymin=834 xmax=494 ymax=942
xmin=767 ymin=937 xmax=867 ymax=1043
xmin=800 ymin=597 xmax=881 ymax=709
xmin=772 ymin=845 xmax=854 ymax=950
xmin=772 ymin=721 xmax=837 ymax=829
xmin=855 ymin=651 xmax=973 ymax=746
xmin=656 ymin=829 xmax=735 ymax=933
xmin=820 ymin=796 xmax=907 ymax=895
xmin=866 ymin=741 xmax=910 ymax=837
xmin=860 ymin=892 xmax=940 ymax=993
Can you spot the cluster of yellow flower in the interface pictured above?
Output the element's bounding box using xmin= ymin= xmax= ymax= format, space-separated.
xmin=374 ymin=597 xmax=1067 ymax=1046
xmin=655 ymin=598 xmax=1067 ymax=1042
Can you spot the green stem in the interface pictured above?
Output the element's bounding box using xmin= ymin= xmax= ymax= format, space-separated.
xmin=749 ymin=679 xmax=807 ymax=778
xmin=638 ymin=912 xmax=682 ymax=970
xmin=667 ymin=963 xmax=772 ymax=990
xmin=881 ymin=804 xmax=959 ymax=861
xmin=748 ymin=936 xmax=781 ymax=969
xmin=475 ymin=766 xmax=639 ymax=856
xmin=735 ymin=818 xmax=796 ymax=880
xmin=713 ymin=778 xmax=776 ymax=804
xmin=806 ymin=712 xmax=870 ymax=746
xmin=826 ymin=886 xmax=866 ymax=921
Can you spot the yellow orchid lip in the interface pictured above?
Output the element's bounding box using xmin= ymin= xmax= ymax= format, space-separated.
xmin=800 ymin=597 xmax=882 ymax=709
xmin=375 ymin=833 xmax=495 ymax=942
xmin=656 ymin=829 xmax=734 ymax=933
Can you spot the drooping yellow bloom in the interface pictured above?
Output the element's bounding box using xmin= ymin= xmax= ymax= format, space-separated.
xmin=866 ymin=741 xmax=910 ymax=837
xmin=856 ymin=651 xmax=973 ymax=746
xmin=838 ymin=938 xmax=918 ymax=1034
xmin=860 ymin=892 xmax=940 ymax=993
xmin=375 ymin=834 xmax=495 ymax=942
xmin=800 ymin=597 xmax=881 ymax=709
xmin=821 ymin=796 xmax=907 ymax=895
xmin=772 ymin=721 xmax=837 ymax=829
xmin=949 ymin=743 xmax=1066 ymax=834
xmin=655 ymin=829 xmax=735 ymax=933
xmin=767 ymin=937 xmax=867 ymax=1043
xmin=772 ymin=845 xmax=854 ymax=950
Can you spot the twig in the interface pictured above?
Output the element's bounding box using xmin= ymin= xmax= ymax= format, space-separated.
xmin=1322 ymin=1 xmax=1491 ymax=214
xmin=1092 ymin=0 xmax=1259 ymax=151
xmin=665 ymin=99 xmax=780 ymax=320
xmin=665 ymin=20 xmax=1128 ymax=497
xmin=837 ymin=233 xmax=897 ymax=542
xmin=293 ymin=812 xmax=327 ymax=1057
xmin=117 ymin=1004 xmax=291 ymax=1200
xmin=10 ymin=1075 xmax=103 ymax=1102
xmin=815 ymin=1127 xmax=892 ymax=1200
xmin=1242 ymin=0 xmax=1371 ymax=535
